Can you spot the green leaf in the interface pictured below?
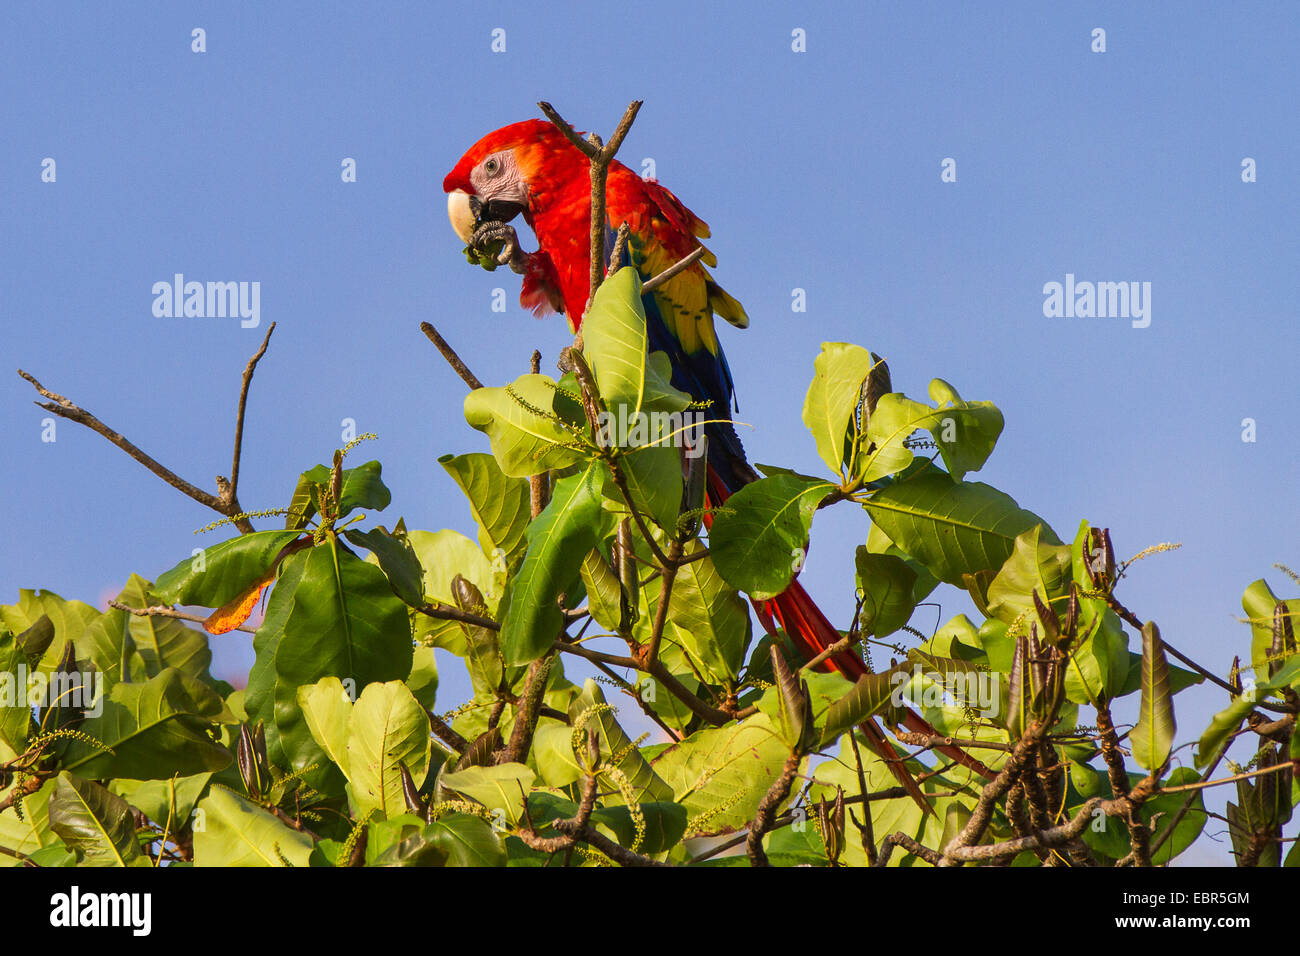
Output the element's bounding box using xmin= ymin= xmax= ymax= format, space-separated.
xmin=652 ymin=546 xmax=750 ymax=682
xmin=616 ymin=444 xmax=684 ymax=533
xmin=192 ymin=786 xmax=314 ymax=867
xmin=1242 ymin=579 xmax=1300 ymax=676
xmin=0 ymin=779 xmax=55 ymax=864
xmin=296 ymin=677 xmax=355 ymax=776
xmin=407 ymin=529 xmax=500 ymax=649
xmin=296 ymin=459 xmax=392 ymax=521
xmin=802 ymin=342 xmax=877 ymax=477
xmin=1115 ymin=652 xmax=1202 ymax=697
xmin=925 ymin=379 xmax=1004 ymax=482
xmin=856 ymin=385 xmax=1002 ymax=484
xmin=1194 ymin=656 xmax=1300 ymax=769
xmin=407 ymin=645 xmax=439 ymax=712
xmin=599 ymin=349 xmax=693 ymax=534
xmin=651 ymin=713 xmax=795 ymax=835
xmin=48 ymin=773 xmax=142 ymax=867
xmin=14 ymin=616 xmax=54 ymax=664
xmin=463 ymin=373 xmax=586 ymax=478
xmin=865 ymin=522 xmax=940 ymax=604
xmin=438 ymin=763 xmax=535 ymax=826
xmin=0 ymin=629 xmax=32 ymax=753
xmin=589 ymin=801 xmax=688 ymax=855
xmin=984 ymin=525 xmax=1072 ymax=628
xmin=438 ymin=453 xmax=531 ymax=563
xmin=710 ymin=473 xmax=835 ymax=600
xmin=820 ymin=659 xmax=913 ymax=745
xmin=115 ymin=574 xmax=214 ymax=681
xmin=641 ymin=351 xmax=695 ymax=416
xmin=583 ymin=266 xmax=647 ymax=416
xmin=347 ymin=681 xmax=432 ymax=819
xmin=245 ymin=540 xmax=413 ymax=793
xmin=1146 ymin=768 xmax=1206 ymax=864
xmin=855 ymin=549 xmax=918 ymax=638
xmin=153 ymin=530 xmax=303 ymax=608
xmin=863 ymin=470 xmax=1059 ymax=586
xmin=74 ymin=610 xmax=145 ymax=687
xmin=60 ymin=668 xmax=233 ymax=780
xmin=111 ymin=773 xmax=212 ymax=831
xmin=500 ymin=465 xmax=607 ymax=665
xmin=579 ymin=548 xmax=622 ymax=633
xmin=409 ymin=815 xmax=507 ymax=867
xmin=0 ymin=590 xmax=101 ymax=677
xmin=532 ymin=720 xmax=585 ymax=788
xmin=571 ymin=680 xmax=674 ymax=804
xmin=1131 ymin=623 xmax=1175 ymax=772
xmin=1062 ymin=610 xmax=1130 ymax=705
xmin=343 ymin=527 xmax=425 ymax=607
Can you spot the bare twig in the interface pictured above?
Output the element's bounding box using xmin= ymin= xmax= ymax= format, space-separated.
xmin=875 ymin=832 xmax=944 ymax=867
xmin=1103 ymin=593 xmax=1236 ymax=695
xmin=1157 ymin=759 xmax=1295 ymax=795
xmin=502 ymin=655 xmax=553 ymax=764
xmin=1096 ymin=702 xmax=1152 ymax=866
xmin=420 ymin=321 xmax=484 ymax=391
xmin=939 ymin=720 xmax=1047 ymax=865
xmin=607 ymin=222 xmax=630 ymax=277
xmin=550 ymin=819 xmax=669 ymax=867
xmin=417 ymin=602 xmax=500 ymax=631
xmin=896 ymin=732 xmax=1017 ymax=754
xmin=800 ymin=635 xmax=854 ymax=674
xmin=528 ymin=350 xmax=550 ymax=517
xmin=553 ymin=639 xmax=736 ymax=726
xmin=109 ymin=601 xmax=256 ymax=635
xmin=686 ymin=776 xmax=959 ymax=864
xmin=642 ymin=539 xmax=684 ymax=666
xmin=537 ymin=100 xmax=643 ymax=308
xmin=226 ymin=322 xmax=276 ymax=506
xmin=945 ymin=798 xmax=1103 ymax=864
xmin=642 ymin=246 xmax=706 ymax=294
xmin=746 ymin=752 xmax=802 ymax=867
xmin=19 ymin=330 xmax=278 ymax=533
xmin=848 ymin=731 xmax=877 ymax=865
xmin=426 ymin=710 xmax=469 ymax=755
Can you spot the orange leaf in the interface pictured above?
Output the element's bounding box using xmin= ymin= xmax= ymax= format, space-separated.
xmin=204 ymin=570 xmax=275 ymax=635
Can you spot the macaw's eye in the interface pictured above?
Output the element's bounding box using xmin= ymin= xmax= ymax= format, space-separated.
xmin=484 ymin=157 xmax=501 ymax=176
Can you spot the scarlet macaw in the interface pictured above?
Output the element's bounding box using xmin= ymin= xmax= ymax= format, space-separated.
xmin=444 ymin=119 xmax=988 ymax=794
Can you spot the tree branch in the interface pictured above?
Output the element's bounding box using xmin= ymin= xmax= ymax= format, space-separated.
xmin=537 ymin=100 xmax=643 ymax=309
xmin=109 ymin=600 xmax=256 ymax=634
xmin=226 ymin=322 xmax=276 ymax=506
xmin=746 ymin=751 xmax=801 ymax=867
xmin=18 ymin=325 xmax=279 ymax=535
xmin=642 ymin=246 xmax=706 ymax=294
xmin=420 ymin=321 xmax=484 ymax=391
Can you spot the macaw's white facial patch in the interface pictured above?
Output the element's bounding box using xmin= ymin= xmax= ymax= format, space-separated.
xmin=469 ymin=149 xmax=527 ymax=208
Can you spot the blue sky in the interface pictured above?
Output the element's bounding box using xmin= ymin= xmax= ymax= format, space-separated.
xmin=3 ymin=3 xmax=1297 ymax=863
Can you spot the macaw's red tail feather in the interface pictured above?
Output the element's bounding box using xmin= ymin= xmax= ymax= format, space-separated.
xmin=705 ymin=464 xmax=994 ymax=796
xmin=761 ymin=581 xmax=932 ymax=812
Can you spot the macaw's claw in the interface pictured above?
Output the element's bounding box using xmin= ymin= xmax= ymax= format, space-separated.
xmin=469 ymin=220 xmax=526 ymax=274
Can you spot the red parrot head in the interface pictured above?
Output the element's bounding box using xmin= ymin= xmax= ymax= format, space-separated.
xmin=443 ymin=119 xmax=574 ymax=245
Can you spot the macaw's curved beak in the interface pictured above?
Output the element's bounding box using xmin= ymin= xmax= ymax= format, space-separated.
xmin=448 ymin=189 xmax=527 ymax=245
xmin=447 ymin=189 xmax=477 ymax=244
